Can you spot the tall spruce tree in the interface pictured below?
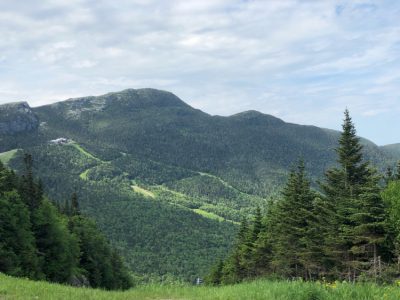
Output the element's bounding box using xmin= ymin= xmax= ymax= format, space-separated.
xmin=19 ymin=154 xmax=42 ymax=211
xmin=221 ymin=217 xmax=250 ymax=284
xmin=33 ymin=200 xmax=80 ymax=283
xmin=320 ymin=110 xmax=386 ymax=281
xmin=252 ymin=201 xmax=277 ymax=277
xmin=351 ymin=170 xmax=387 ymax=279
xmin=271 ymin=160 xmax=316 ymax=279
xmin=70 ymin=192 xmax=80 ymax=216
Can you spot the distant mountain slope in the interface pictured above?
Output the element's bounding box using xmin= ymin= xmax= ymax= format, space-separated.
xmin=0 ymin=88 xmax=397 ymax=279
xmin=381 ymin=143 xmax=400 ymax=161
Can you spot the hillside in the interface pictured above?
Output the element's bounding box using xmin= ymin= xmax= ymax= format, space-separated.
xmin=1 ymin=273 xmax=399 ymax=300
xmin=0 ymin=88 xmax=398 ymax=280
xmin=381 ymin=143 xmax=400 ymax=160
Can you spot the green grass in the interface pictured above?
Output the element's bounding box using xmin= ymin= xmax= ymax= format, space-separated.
xmin=193 ymin=208 xmax=227 ymax=222
xmin=1 ymin=273 xmax=400 ymax=300
xmin=0 ymin=149 xmax=18 ymax=165
xmin=79 ymin=168 xmax=91 ymax=180
xmin=131 ymin=185 xmax=156 ymax=198
xmin=70 ymin=143 xmax=101 ymax=161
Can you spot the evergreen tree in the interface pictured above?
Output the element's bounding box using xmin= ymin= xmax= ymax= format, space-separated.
xmin=207 ymin=259 xmax=224 ymax=285
xmin=271 ymin=160 xmax=316 ymax=279
xmin=382 ymin=181 xmax=400 ymax=264
xmin=221 ymin=218 xmax=250 ymax=284
xmin=251 ymin=206 xmax=263 ymax=243
xmin=109 ymin=250 xmax=132 ymax=290
xmin=71 ymin=192 xmax=80 ymax=216
xmin=0 ymin=158 xmax=132 ymax=289
xmin=305 ymin=196 xmax=334 ymax=279
xmin=320 ymin=110 xmax=386 ymax=281
xmin=0 ymin=191 xmax=40 ymax=279
xmin=69 ymin=215 xmax=132 ymax=290
xmin=252 ymin=201 xmax=276 ymax=277
xmin=19 ymin=153 xmax=42 ymax=211
xmin=33 ymin=200 xmax=80 ymax=283
xmin=350 ymin=170 xmax=387 ymax=279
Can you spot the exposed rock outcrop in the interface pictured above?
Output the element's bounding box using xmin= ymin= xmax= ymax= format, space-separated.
xmin=0 ymin=101 xmax=39 ymax=134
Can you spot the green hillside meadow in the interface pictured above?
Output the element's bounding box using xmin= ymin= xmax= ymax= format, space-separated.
xmin=2 ymin=273 xmax=400 ymax=300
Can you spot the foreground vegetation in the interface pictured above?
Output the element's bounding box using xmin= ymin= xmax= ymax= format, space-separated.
xmin=0 ymin=157 xmax=132 ymax=290
xmin=1 ymin=273 xmax=400 ymax=300
xmin=211 ymin=110 xmax=400 ymax=285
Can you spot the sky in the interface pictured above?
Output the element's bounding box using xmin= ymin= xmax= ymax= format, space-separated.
xmin=0 ymin=0 xmax=399 ymax=145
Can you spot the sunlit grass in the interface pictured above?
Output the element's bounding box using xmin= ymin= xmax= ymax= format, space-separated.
xmin=131 ymin=185 xmax=156 ymax=198
xmin=193 ymin=208 xmax=226 ymax=222
xmin=0 ymin=149 xmax=18 ymax=165
xmin=79 ymin=168 xmax=90 ymax=180
xmin=70 ymin=142 xmax=101 ymax=161
xmin=2 ymin=273 xmax=400 ymax=300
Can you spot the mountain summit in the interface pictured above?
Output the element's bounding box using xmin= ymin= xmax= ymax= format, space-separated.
xmin=0 ymin=88 xmax=398 ymax=280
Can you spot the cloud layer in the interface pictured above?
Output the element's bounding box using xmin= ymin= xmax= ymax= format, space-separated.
xmin=0 ymin=0 xmax=399 ymax=145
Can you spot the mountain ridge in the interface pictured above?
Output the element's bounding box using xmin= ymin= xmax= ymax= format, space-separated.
xmin=0 ymin=88 xmax=398 ymax=280
xmin=1 ymin=88 xmax=396 ymax=147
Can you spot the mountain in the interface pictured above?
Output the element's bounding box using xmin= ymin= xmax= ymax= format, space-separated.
xmin=0 ymin=101 xmax=39 ymax=134
xmin=381 ymin=143 xmax=400 ymax=161
xmin=0 ymin=88 xmax=398 ymax=280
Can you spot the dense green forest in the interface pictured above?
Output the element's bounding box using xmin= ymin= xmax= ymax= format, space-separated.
xmin=208 ymin=110 xmax=400 ymax=285
xmin=0 ymin=155 xmax=132 ymax=290
xmin=1 ymin=89 xmax=399 ymax=280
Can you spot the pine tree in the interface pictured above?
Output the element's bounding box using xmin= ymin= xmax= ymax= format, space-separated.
xmin=68 ymin=215 xmax=132 ymax=290
xmin=207 ymin=260 xmax=224 ymax=285
xmin=71 ymin=192 xmax=80 ymax=216
xmin=0 ymin=162 xmax=41 ymax=279
xmin=33 ymin=200 xmax=80 ymax=283
xmin=320 ymin=110 xmax=386 ymax=281
xmin=19 ymin=153 xmax=42 ymax=211
xmin=396 ymin=161 xmax=400 ymax=180
xmin=350 ymin=170 xmax=387 ymax=279
xmin=306 ymin=196 xmax=334 ymax=279
xmin=221 ymin=218 xmax=250 ymax=283
xmin=382 ymin=180 xmax=400 ymax=265
xmin=238 ymin=206 xmax=264 ymax=277
xmin=251 ymin=206 xmax=263 ymax=242
xmin=252 ymin=201 xmax=276 ymax=277
xmin=0 ymin=191 xmax=41 ymax=279
xmin=271 ymin=160 xmax=316 ymax=279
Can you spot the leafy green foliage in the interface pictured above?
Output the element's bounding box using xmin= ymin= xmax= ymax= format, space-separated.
xmin=0 ymin=160 xmax=132 ymax=290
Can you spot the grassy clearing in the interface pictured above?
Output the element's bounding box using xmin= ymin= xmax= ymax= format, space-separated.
xmin=70 ymin=143 xmax=101 ymax=161
xmin=155 ymin=185 xmax=189 ymax=198
xmin=131 ymin=185 xmax=156 ymax=198
xmin=1 ymin=274 xmax=400 ymax=300
xmin=193 ymin=208 xmax=226 ymax=222
xmin=198 ymin=171 xmax=238 ymax=190
xmin=79 ymin=168 xmax=91 ymax=180
xmin=0 ymin=149 xmax=18 ymax=165
xmin=152 ymin=185 xmax=236 ymax=223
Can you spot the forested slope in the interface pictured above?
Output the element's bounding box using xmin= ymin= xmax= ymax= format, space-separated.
xmin=0 ymin=88 xmax=398 ymax=280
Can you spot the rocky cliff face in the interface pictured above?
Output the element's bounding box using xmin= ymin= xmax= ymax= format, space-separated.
xmin=0 ymin=102 xmax=39 ymax=134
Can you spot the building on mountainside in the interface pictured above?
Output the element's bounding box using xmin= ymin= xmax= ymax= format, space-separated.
xmin=49 ymin=137 xmax=70 ymax=145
